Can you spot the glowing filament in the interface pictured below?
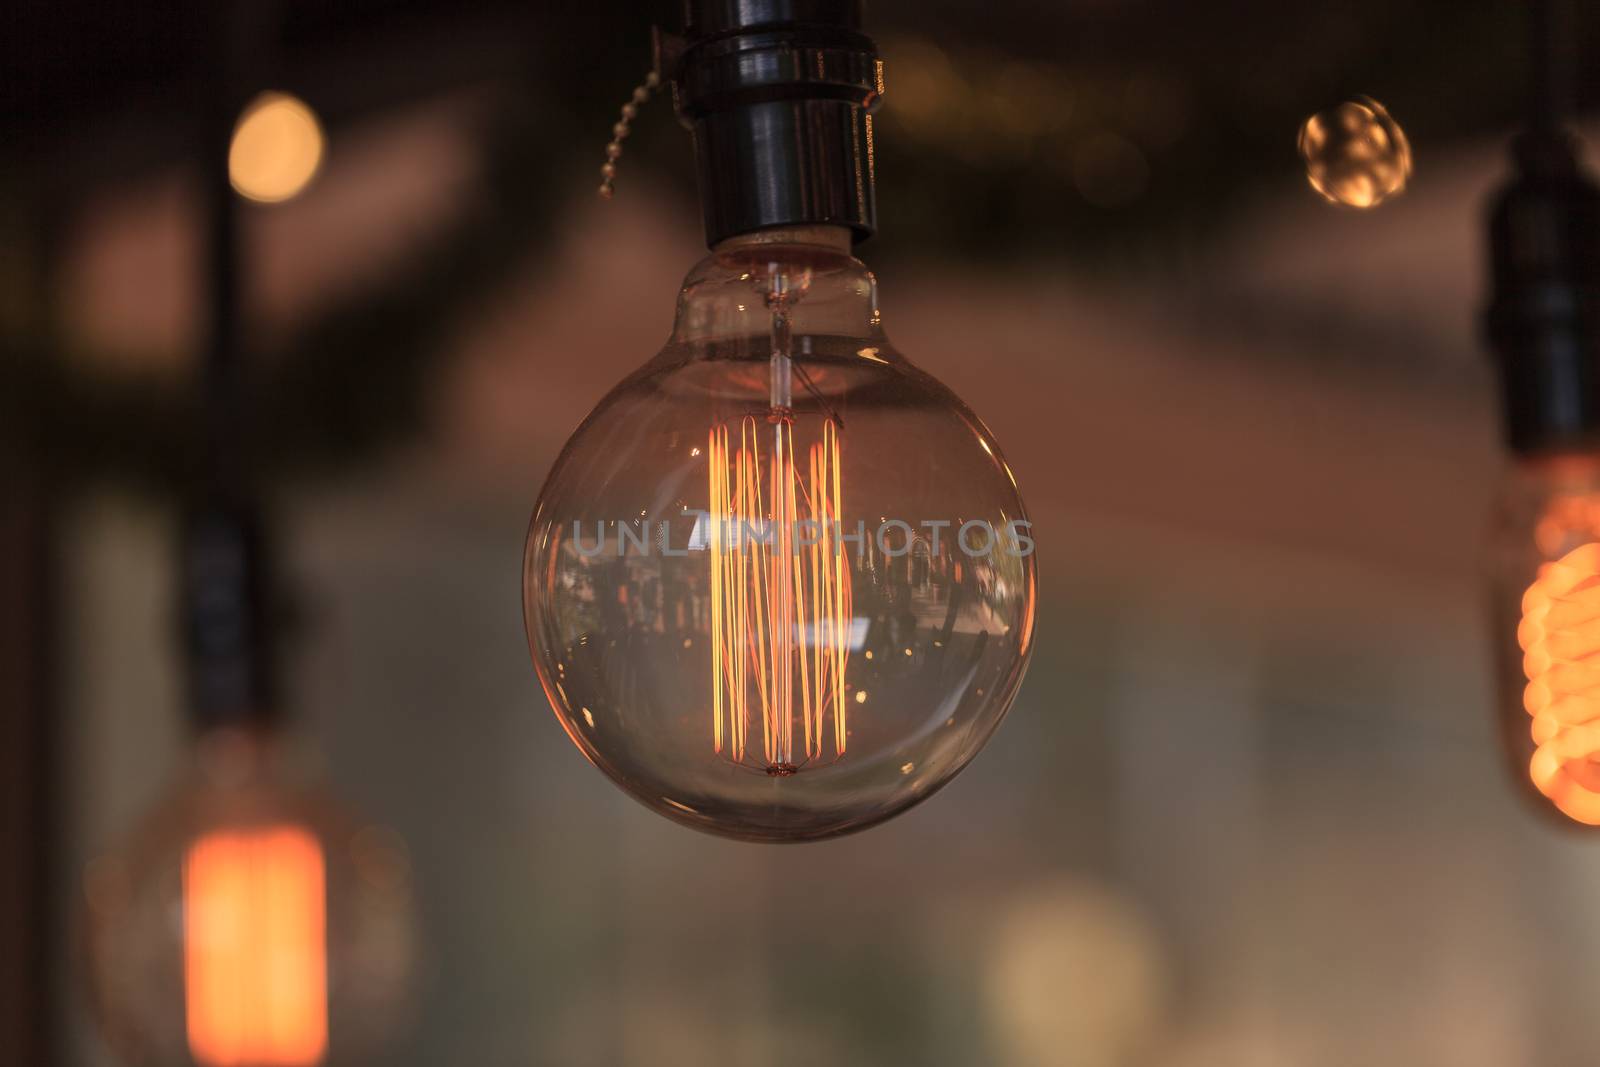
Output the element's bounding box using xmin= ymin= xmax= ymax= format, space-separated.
xmin=183 ymin=826 xmax=328 ymax=1067
xmin=707 ymin=416 xmax=852 ymax=772
xmin=1519 ymin=542 xmax=1600 ymax=824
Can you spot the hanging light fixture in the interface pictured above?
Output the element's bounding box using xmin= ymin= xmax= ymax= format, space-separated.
xmin=522 ymin=0 xmax=1037 ymax=841
xmin=82 ymin=56 xmax=414 ymax=1067
xmin=1483 ymin=0 xmax=1600 ymax=827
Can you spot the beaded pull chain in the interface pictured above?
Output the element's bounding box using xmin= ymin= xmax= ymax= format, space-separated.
xmin=599 ymin=69 xmax=662 ymax=199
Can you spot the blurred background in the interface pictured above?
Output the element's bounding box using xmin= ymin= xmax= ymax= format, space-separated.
xmin=7 ymin=1 xmax=1600 ymax=1064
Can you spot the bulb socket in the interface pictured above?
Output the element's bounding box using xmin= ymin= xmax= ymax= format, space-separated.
xmin=665 ymin=0 xmax=883 ymax=248
xmin=1486 ymin=129 xmax=1600 ymax=456
xmin=181 ymin=504 xmax=280 ymax=730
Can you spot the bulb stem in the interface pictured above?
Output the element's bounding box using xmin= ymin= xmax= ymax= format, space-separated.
xmin=769 ymin=303 xmax=794 ymax=414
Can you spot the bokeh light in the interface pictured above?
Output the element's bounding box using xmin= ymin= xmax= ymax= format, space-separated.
xmin=229 ymin=92 xmax=324 ymax=204
xmin=1297 ymin=96 xmax=1411 ymax=208
xmin=983 ymin=878 xmax=1169 ymax=1067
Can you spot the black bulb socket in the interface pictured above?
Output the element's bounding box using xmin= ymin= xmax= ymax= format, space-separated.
xmin=664 ymin=0 xmax=884 ymax=248
xmin=181 ymin=503 xmax=280 ymax=730
xmin=1486 ymin=129 xmax=1600 ymax=457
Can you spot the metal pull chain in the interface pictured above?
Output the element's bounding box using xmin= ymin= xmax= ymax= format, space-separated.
xmin=598 ymin=68 xmax=662 ymax=199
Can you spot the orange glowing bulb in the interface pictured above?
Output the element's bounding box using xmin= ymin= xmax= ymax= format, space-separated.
xmin=1518 ymin=544 xmax=1600 ymax=823
xmin=81 ymin=730 xmax=417 ymax=1067
xmin=229 ymin=92 xmax=324 ymax=204
xmin=1298 ymin=96 xmax=1411 ymax=208
xmin=183 ymin=826 xmax=328 ymax=1067
xmin=1491 ymin=457 xmax=1600 ymax=827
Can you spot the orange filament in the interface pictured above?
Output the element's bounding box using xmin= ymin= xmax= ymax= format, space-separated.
xmin=707 ymin=416 xmax=852 ymax=772
xmin=183 ymin=825 xmax=328 ymax=1067
xmin=1519 ymin=542 xmax=1600 ymax=824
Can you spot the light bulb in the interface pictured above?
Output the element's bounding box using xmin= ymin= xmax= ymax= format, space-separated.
xmin=1488 ymin=454 xmax=1600 ymax=826
xmin=523 ymin=227 xmax=1037 ymax=841
xmin=229 ymin=91 xmax=324 ymax=205
xmin=83 ymin=728 xmax=415 ymax=1066
xmin=1298 ymin=96 xmax=1411 ymax=208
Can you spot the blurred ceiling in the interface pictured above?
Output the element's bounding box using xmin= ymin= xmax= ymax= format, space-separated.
xmin=7 ymin=0 xmax=1599 ymax=251
xmin=6 ymin=0 xmax=1600 ymax=498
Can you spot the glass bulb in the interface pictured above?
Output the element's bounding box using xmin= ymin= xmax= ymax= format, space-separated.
xmin=523 ymin=226 xmax=1037 ymax=841
xmin=1297 ymin=96 xmax=1411 ymax=209
xmin=1488 ymin=454 xmax=1600 ymax=827
xmin=82 ymin=728 xmax=416 ymax=1066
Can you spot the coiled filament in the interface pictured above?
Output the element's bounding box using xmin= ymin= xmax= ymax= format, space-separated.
xmin=1519 ymin=542 xmax=1600 ymax=823
xmin=707 ymin=416 xmax=851 ymax=773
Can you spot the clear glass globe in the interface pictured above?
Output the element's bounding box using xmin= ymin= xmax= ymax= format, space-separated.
xmin=523 ymin=227 xmax=1037 ymax=841
xmin=81 ymin=728 xmax=416 ymax=1066
xmin=1488 ymin=454 xmax=1600 ymax=828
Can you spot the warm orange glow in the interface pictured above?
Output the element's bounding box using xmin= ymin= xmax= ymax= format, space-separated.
xmin=708 ymin=416 xmax=852 ymax=773
xmin=1519 ymin=543 xmax=1600 ymax=824
xmin=1297 ymin=97 xmax=1411 ymax=209
xmin=183 ymin=826 xmax=328 ymax=1067
xmin=229 ymin=92 xmax=325 ymax=204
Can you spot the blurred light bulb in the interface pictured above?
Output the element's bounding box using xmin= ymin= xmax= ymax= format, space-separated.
xmin=523 ymin=227 xmax=1037 ymax=841
xmin=1298 ymin=96 xmax=1411 ymax=208
xmin=229 ymin=92 xmax=324 ymax=204
xmin=83 ymin=728 xmax=415 ymax=1066
xmin=183 ymin=826 xmax=327 ymax=1066
xmin=1489 ymin=455 xmax=1600 ymax=826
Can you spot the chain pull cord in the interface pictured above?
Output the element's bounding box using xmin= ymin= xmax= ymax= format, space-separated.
xmin=598 ymin=68 xmax=662 ymax=199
